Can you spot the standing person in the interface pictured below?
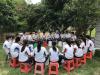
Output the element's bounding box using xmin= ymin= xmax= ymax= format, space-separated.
xmin=32 ymin=41 xmax=48 ymax=63
xmin=3 ymin=35 xmax=12 ymax=62
xmin=10 ymin=37 xmax=21 ymax=59
xmin=49 ymin=41 xmax=60 ymax=62
xmin=19 ymin=40 xmax=32 ymax=64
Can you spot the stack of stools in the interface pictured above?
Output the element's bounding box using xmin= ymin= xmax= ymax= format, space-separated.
xmin=34 ymin=63 xmax=44 ymax=75
xmin=48 ymin=62 xmax=59 ymax=75
xmin=20 ymin=63 xmax=32 ymax=74
xmin=9 ymin=58 xmax=19 ymax=68
xmin=81 ymin=54 xmax=86 ymax=64
xmin=63 ymin=59 xmax=74 ymax=74
xmin=74 ymin=57 xmax=81 ymax=68
xmin=86 ymin=51 xmax=92 ymax=60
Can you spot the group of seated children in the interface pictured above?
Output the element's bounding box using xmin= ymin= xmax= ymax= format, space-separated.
xmin=3 ymin=34 xmax=94 ymax=66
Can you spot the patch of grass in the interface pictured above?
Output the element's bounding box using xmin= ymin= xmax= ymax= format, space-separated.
xmin=0 ymin=44 xmax=100 ymax=75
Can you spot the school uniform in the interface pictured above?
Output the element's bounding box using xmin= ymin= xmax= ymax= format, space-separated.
xmin=65 ymin=33 xmax=71 ymax=39
xmin=86 ymin=40 xmax=94 ymax=52
xmin=10 ymin=42 xmax=21 ymax=58
xmin=80 ymin=42 xmax=87 ymax=54
xmin=3 ymin=40 xmax=11 ymax=55
xmin=33 ymin=47 xmax=48 ymax=63
xmin=63 ymin=44 xmax=74 ymax=59
xmin=58 ymin=41 xmax=63 ymax=47
xmin=49 ymin=48 xmax=59 ymax=62
xmin=73 ymin=44 xmax=83 ymax=57
xmin=21 ymin=34 xmax=27 ymax=41
xmin=19 ymin=46 xmax=31 ymax=63
xmin=27 ymin=34 xmax=33 ymax=41
xmin=48 ymin=40 xmax=52 ymax=47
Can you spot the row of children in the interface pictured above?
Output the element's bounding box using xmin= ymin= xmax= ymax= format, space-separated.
xmin=18 ymin=31 xmax=77 ymax=42
xmin=3 ymin=33 xmax=95 ymax=65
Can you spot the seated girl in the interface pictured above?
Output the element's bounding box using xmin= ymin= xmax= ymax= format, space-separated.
xmin=59 ymin=39 xmax=74 ymax=64
xmin=49 ymin=41 xmax=59 ymax=62
xmin=10 ymin=37 xmax=21 ymax=59
xmin=86 ymin=35 xmax=94 ymax=52
xmin=19 ymin=40 xmax=32 ymax=64
xmin=74 ymin=40 xmax=83 ymax=58
xmin=33 ymin=41 xmax=48 ymax=63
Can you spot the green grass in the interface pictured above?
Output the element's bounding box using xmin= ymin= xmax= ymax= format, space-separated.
xmin=0 ymin=44 xmax=100 ymax=75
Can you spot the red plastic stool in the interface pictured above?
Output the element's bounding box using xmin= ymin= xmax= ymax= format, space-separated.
xmin=86 ymin=51 xmax=92 ymax=60
xmin=9 ymin=58 xmax=19 ymax=68
xmin=81 ymin=54 xmax=86 ymax=64
xmin=34 ymin=63 xmax=44 ymax=75
xmin=43 ymin=41 xmax=48 ymax=48
xmin=20 ymin=63 xmax=32 ymax=74
xmin=63 ymin=59 xmax=74 ymax=74
xmin=48 ymin=62 xmax=59 ymax=75
xmin=74 ymin=58 xmax=81 ymax=68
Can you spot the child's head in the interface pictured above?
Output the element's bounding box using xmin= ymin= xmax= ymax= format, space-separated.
xmin=6 ymin=35 xmax=11 ymax=40
xmin=23 ymin=40 xmax=28 ymax=46
xmin=52 ymin=41 xmax=56 ymax=47
xmin=15 ymin=37 xmax=20 ymax=43
xmin=86 ymin=35 xmax=91 ymax=40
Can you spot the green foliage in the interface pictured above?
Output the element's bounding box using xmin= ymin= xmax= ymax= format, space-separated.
xmin=0 ymin=0 xmax=100 ymax=33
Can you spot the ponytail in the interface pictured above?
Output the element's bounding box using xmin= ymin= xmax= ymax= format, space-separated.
xmin=21 ymin=40 xmax=28 ymax=52
xmin=37 ymin=41 xmax=42 ymax=52
xmin=52 ymin=41 xmax=57 ymax=52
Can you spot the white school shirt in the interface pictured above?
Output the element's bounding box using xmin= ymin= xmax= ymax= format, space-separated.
xmin=33 ymin=47 xmax=48 ymax=62
xmin=10 ymin=43 xmax=21 ymax=58
xmin=27 ymin=35 xmax=33 ymax=41
xmin=65 ymin=33 xmax=71 ymax=38
xmin=58 ymin=41 xmax=63 ymax=47
xmin=3 ymin=40 xmax=11 ymax=54
xmin=19 ymin=46 xmax=31 ymax=62
xmin=80 ymin=42 xmax=87 ymax=54
xmin=49 ymin=47 xmax=59 ymax=62
xmin=86 ymin=40 xmax=94 ymax=51
xmin=48 ymin=41 xmax=52 ymax=47
xmin=73 ymin=45 xmax=83 ymax=57
xmin=55 ymin=33 xmax=59 ymax=39
xmin=63 ymin=44 xmax=74 ymax=59
xmin=75 ymin=48 xmax=83 ymax=57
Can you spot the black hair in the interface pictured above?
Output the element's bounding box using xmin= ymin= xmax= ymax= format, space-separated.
xmin=21 ymin=40 xmax=28 ymax=52
xmin=86 ymin=35 xmax=91 ymax=40
xmin=81 ymin=37 xmax=86 ymax=45
xmin=52 ymin=41 xmax=57 ymax=52
xmin=15 ymin=37 xmax=20 ymax=43
xmin=6 ymin=35 xmax=11 ymax=40
xmin=76 ymin=40 xmax=80 ymax=48
xmin=37 ymin=41 xmax=42 ymax=52
xmin=66 ymin=39 xmax=71 ymax=47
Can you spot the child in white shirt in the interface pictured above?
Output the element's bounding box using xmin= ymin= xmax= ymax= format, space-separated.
xmin=74 ymin=40 xmax=83 ymax=57
xmin=32 ymin=41 xmax=48 ymax=63
xmin=19 ymin=40 xmax=32 ymax=63
xmin=49 ymin=42 xmax=59 ymax=62
xmin=86 ymin=35 xmax=94 ymax=52
xmin=3 ymin=35 xmax=12 ymax=62
xmin=10 ymin=37 xmax=21 ymax=59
